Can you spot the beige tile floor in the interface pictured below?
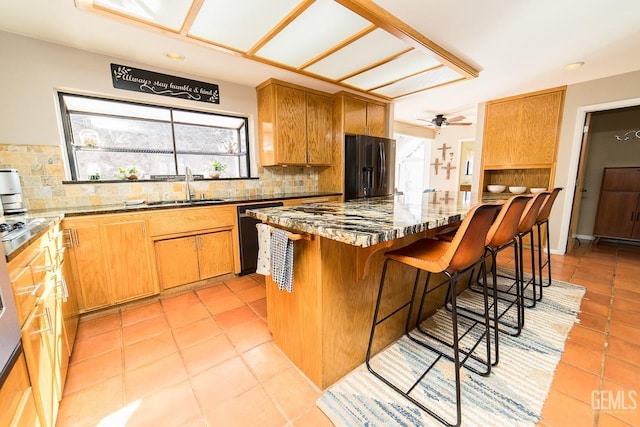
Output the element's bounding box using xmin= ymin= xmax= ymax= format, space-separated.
xmin=56 ymin=241 xmax=640 ymax=427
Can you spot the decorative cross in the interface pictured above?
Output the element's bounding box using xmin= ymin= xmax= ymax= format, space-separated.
xmin=439 ymin=191 xmax=455 ymax=204
xmin=430 ymin=157 xmax=442 ymax=174
xmin=441 ymin=162 xmax=457 ymax=180
xmin=437 ymin=143 xmax=452 ymax=160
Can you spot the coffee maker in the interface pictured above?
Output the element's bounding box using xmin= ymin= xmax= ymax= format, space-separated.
xmin=0 ymin=169 xmax=26 ymax=215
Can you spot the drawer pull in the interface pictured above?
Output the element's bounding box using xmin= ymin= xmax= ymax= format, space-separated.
xmin=31 ymin=307 xmax=52 ymax=335
xmin=34 ymin=264 xmax=55 ymax=273
xmin=63 ymin=229 xmax=74 ymax=247
xmin=57 ymin=247 xmax=66 ymax=255
xmin=55 ymin=278 xmax=69 ymax=302
xmin=17 ymin=281 xmax=43 ymax=296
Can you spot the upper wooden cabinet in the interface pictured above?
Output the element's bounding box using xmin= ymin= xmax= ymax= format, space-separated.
xmin=593 ymin=167 xmax=640 ymax=242
xmin=257 ymin=80 xmax=332 ymax=166
xmin=342 ymin=95 xmax=387 ymax=137
xmin=480 ymin=86 xmax=566 ymax=191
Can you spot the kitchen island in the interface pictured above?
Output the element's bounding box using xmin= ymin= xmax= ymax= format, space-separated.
xmin=248 ymin=191 xmax=503 ymax=389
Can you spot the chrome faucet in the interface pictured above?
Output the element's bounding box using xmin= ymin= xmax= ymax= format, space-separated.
xmin=185 ymin=166 xmax=194 ymax=202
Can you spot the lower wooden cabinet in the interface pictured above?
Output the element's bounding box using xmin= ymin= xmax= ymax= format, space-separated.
xmin=155 ymin=230 xmax=234 ymax=289
xmin=0 ymin=349 xmax=35 ymax=427
xmin=63 ymin=215 xmax=156 ymax=312
xmin=21 ymin=284 xmax=58 ymax=427
xmin=593 ymin=167 xmax=640 ymax=242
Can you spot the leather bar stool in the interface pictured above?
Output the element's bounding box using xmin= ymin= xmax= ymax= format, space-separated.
xmin=513 ymin=191 xmax=549 ymax=309
xmin=533 ymin=187 xmax=563 ymax=301
xmin=457 ymin=195 xmax=532 ymax=365
xmin=365 ymin=202 xmax=501 ymax=427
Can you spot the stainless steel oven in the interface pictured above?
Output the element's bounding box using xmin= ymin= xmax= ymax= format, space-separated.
xmin=0 ymin=247 xmax=21 ymax=380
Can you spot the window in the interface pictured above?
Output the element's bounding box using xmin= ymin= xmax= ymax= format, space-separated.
xmin=58 ymin=93 xmax=250 ymax=181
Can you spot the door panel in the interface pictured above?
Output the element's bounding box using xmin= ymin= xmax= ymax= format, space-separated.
xmin=155 ymin=236 xmax=199 ymax=289
xmin=198 ymin=231 xmax=234 ymax=279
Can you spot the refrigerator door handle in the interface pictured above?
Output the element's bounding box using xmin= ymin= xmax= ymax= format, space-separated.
xmin=379 ymin=142 xmax=386 ymax=189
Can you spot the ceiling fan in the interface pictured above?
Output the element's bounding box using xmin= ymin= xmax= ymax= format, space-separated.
xmin=419 ymin=114 xmax=472 ymax=127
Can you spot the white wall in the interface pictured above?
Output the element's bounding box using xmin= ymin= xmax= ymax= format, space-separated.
xmin=429 ymin=126 xmax=477 ymax=191
xmin=0 ymin=31 xmax=259 ymax=173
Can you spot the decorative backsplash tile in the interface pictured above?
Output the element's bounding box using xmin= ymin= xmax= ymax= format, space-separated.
xmin=0 ymin=144 xmax=319 ymax=211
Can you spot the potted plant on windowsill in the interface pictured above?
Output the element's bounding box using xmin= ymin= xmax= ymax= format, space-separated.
xmin=209 ymin=161 xmax=226 ymax=179
xmin=118 ymin=166 xmax=141 ymax=180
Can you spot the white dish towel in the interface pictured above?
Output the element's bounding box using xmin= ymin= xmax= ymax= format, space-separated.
xmin=271 ymin=228 xmax=294 ymax=293
xmin=255 ymin=223 xmax=272 ymax=276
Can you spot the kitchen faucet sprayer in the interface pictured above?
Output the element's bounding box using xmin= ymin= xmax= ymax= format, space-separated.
xmin=185 ymin=166 xmax=194 ymax=202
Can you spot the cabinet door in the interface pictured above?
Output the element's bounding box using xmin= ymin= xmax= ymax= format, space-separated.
xmin=593 ymin=192 xmax=638 ymax=238
xmin=275 ymin=85 xmax=307 ymax=164
xmin=10 ymin=267 xmax=40 ymax=327
xmin=366 ymin=102 xmax=387 ymax=137
xmin=198 ymin=231 xmax=234 ymax=280
xmin=306 ymin=92 xmax=333 ymax=165
xmin=343 ymin=96 xmax=367 ymax=135
xmin=22 ymin=299 xmax=56 ymax=427
xmin=103 ymin=220 xmax=155 ymax=303
xmin=66 ymin=225 xmax=110 ymax=311
xmin=155 ymin=236 xmax=200 ymax=289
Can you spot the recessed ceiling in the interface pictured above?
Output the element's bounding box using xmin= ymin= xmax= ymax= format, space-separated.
xmin=77 ymin=0 xmax=479 ymax=101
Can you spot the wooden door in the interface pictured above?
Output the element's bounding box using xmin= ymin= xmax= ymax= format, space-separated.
xmin=275 ymin=85 xmax=307 ymax=164
xmin=306 ymin=92 xmax=332 ymax=165
xmin=104 ymin=220 xmax=155 ymax=303
xmin=631 ymin=197 xmax=640 ymax=240
xmin=198 ymin=231 xmax=234 ymax=280
xmin=22 ymin=300 xmax=55 ymax=427
xmin=566 ymin=113 xmax=592 ymax=252
xmin=593 ymin=192 xmax=638 ymax=238
xmin=68 ymin=225 xmax=110 ymax=311
xmin=343 ymin=96 xmax=367 ymax=135
xmin=155 ymin=236 xmax=200 ymax=289
xmin=366 ymin=102 xmax=387 ymax=137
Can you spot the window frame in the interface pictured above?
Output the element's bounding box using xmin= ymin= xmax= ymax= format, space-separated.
xmin=57 ymin=92 xmax=253 ymax=181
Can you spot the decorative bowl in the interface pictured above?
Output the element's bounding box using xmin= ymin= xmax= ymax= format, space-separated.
xmin=509 ymin=186 xmax=527 ymax=194
xmin=530 ymin=187 xmax=547 ymax=193
xmin=487 ymin=185 xmax=506 ymax=193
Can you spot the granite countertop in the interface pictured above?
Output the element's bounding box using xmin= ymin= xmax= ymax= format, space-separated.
xmin=247 ymin=191 xmax=512 ymax=247
xmin=29 ymin=192 xmax=341 ymax=218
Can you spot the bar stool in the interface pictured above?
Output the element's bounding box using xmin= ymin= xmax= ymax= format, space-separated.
xmin=458 ymin=195 xmax=531 ymax=365
xmin=365 ymin=202 xmax=501 ymax=427
xmin=533 ymin=187 xmax=563 ymax=301
xmin=513 ymin=191 xmax=549 ymax=308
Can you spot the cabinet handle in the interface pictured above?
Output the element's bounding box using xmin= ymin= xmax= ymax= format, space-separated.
xmin=636 ymin=212 xmax=640 ymax=222
xmin=193 ymin=237 xmax=198 ymax=251
xmin=17 ymin=281 xmax=43 ymax=296
xmin=55 ymin=277 xmax=69 ymax=302
xmin=31 ymin=307 xmax=53 ymax=335
xmin=198 ymin=236 xmax=203 ymax=250
xmin=74 ymin=229 xmax=80 ymax=247
xmin=34 ymin=264 xmax=55 ymax=273
xmin=141 ymin=222 xmax=146 ymax=238
xmin=63 ymin=229 xmax=74 ymax=248
xmin=632 ymin=212 xmax=636 ymax=222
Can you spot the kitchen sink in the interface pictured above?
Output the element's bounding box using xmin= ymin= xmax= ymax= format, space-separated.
xmin=146 ymin=198 xmax=226 ymax=206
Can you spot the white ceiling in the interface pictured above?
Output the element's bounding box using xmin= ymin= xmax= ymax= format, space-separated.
xmin=2 ymin=0 xmax=640 ymax=128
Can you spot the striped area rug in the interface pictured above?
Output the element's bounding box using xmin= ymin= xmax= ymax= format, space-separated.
xmin=317 ymin=278 xmax=585 ymax=426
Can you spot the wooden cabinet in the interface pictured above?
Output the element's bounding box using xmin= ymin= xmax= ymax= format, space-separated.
xmin=21 ymin=284 xmax=57 ymax=427
xmin=155 ymin=231 xmax=234 ymax=290
xmin=257 ymin=79 xmax=332 ymax=166
xmin=63 ymin=223 xmax=110 ymax=311
xmin=593 ymin=167 xmax=640 ymax=241
xmin=343 ymin=95 xmax=387 ymax=137
xmin=0 ymin=350 xmax=38 ymax=427
xmin=63 ymin=214 xmax=156 ymax=312
xmin=480 ymin=86 xmax=565 ymax=191
xmin=103 ymin=220 xmax=154 ymax=303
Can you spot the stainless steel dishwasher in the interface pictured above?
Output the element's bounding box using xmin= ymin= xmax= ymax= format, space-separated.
xmin=237 ymin=202 xmax=283 ymax=275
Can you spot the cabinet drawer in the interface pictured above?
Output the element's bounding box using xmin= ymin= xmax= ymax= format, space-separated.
xmin=10 ymin=267 xmax=41 ymax=326
xmin=147 ymin=206 xmax=235 ymax=237
xmin=28 ymin=247 xmax=55 ymax=291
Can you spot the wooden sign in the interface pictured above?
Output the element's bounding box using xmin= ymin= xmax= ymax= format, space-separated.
xmin=111 ymin=64 xmax=220 ymax=104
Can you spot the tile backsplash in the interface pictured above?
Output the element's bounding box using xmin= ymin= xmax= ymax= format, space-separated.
xmin=0 ymin=144 xmax=319 ymax=211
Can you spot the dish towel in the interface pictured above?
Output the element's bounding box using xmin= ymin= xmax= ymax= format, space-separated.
xmin=271 ymin=228 xmax=294 ymax=292
xmin=255 ymin=223 xmax=272 ymax=276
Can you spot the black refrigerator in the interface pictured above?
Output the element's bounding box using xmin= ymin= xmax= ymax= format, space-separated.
xmin=344 ymin=134 xmax=395 ymax=201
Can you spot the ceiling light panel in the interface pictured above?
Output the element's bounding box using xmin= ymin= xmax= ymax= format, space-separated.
xmin=255 ymin=0 xmax=371 ymax=68
xmin=372 ymin=66 xmax=464 ymax=98
xmin=304 ymin=28 xmax=409 ymax=80
xmin=94 ymin=0 xmax=193 ymax=31
xmin=189 ymin=0 xmax=301 ymax=52
xmin=342 ymin=50 xmax=441 ymax=91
